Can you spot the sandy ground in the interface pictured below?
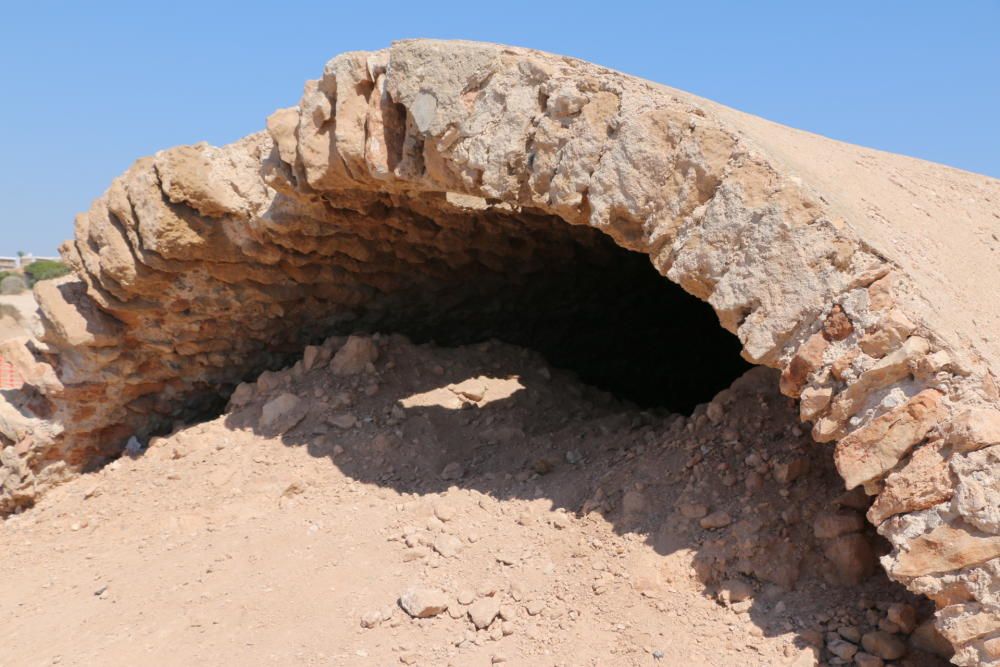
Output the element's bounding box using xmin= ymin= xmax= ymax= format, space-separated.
xmin=0 ymin=336 xmax=948 ymax=666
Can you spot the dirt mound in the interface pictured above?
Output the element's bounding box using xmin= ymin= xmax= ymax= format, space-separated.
xmin=0 ymin=335 xmax=950 ymax=665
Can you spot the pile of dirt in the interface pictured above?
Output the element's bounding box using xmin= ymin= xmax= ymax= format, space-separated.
xmin=0 ymin=335 xmax=951 ymax=665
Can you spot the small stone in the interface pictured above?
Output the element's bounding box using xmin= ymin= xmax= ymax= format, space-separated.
xmin=330 ymin=335 xmax=379 ymax=375
xmin=813 ymin=510 xmax=866 ymax=539
xmin=827 ymin=638 xmax=858 ymax=661
xmin=878 ymin=618 xmax=900 ymax=634
xmin=565 ymin=449 xmax=583 ymax=464
xmin=800 ymin=629 xmax=824 ymax=648
xmin=853 ymin=652 xmax=884 ymax=667
xmin=699 ymin=511 xmax=732 ymax=529
xmin=531 ymin=459 xmax=554 ymax=475
xmin=360 ymin=610 xmax=383 ymax=628
xmin=861 ymin=631 xmax=906 ymax=660
xmin=433 ymin=501 xmax=456 ymax=522
xmin=302 ymin=345 xmax=321 ymax=371
xmin=680 ymin=503 xmax=709 ymax=520
xmin=328 ymin=412 xmax=357 ymax=429
xmin=719 ymin=579 xmax=753 ymax=604
xmin=524 ymin=600 xmax=545 ymax=616
xmin=886 ymin=602 xmax=917 ymax=633
xmin=838 ymin=625 xmax=862 ymax=643
xmin=440 ymin=462 xmax=465 ymax=480
xmin=822 ymin=304 xmax=854 ymax=341
xmin=468 ymin=596 xmax=501 ymax=629
xmin=457 ymin=589 xmax=475 ymax=605
xmin=908 ymin=620 xmax=953 ymax=658
xmin=259 ymin=392 xmax=307 ymax=434
xmin=824 ymin=534 xmax=876 ymax=585
xmin=398 ymin=588 xmax=449 ymax=618
xmin=432 ymin=534 xmax=463 ymax=558
xmin=773 ymin=457 xmax=809 ymax=484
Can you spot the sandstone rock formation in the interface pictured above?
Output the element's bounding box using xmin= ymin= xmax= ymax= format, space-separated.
xmin=0 ymin=39 xmax=998 ymax=664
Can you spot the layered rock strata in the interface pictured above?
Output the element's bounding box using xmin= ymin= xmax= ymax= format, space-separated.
xmin=1 ymin=40 xmax=998 ymax=664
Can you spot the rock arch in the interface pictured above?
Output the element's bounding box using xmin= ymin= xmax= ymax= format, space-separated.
xmin=1 ymin=40 xmax=999 ymax=664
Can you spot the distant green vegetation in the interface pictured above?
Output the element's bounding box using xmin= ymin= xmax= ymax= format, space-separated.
xmin=0 ymin=271 xmax=10 ymax=283
xmin=24 ymin=260 xmax=71 ymax=284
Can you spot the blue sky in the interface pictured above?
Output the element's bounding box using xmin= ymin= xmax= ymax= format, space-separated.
xmin=1 ymin=1 xmax=998 ymax=255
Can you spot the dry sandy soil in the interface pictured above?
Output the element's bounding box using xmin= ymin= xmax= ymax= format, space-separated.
xmin=0 ymin=335 xmax=950 ymax=666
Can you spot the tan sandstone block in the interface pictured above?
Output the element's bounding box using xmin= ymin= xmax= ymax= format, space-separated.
xmin=867 ymin=439 xmax=953 ymax=525
xmin=936 ymin=603 xmax=1000 ymax=646
xmin=834 ymin=389 xmax=945 ymax=489
xmin=35 ymin=278 xmax=123 ymax=349
xmin=800 ymin=386 xmax=833 ymax=421
xmin=826 ymin=336 xmax=930 ymax=427
xmin=892 ymin=524 xmax=1000 ymax=578
xmin=945 ymin=408 xmax=1000 ymax=454
xmin=779 ymin=332 xmax=829 ymax=398
xmin=859 ymin=308 xmax=917 ymax=358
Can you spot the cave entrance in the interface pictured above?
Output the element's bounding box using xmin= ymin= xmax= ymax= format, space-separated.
xmin=346 ymin=208 xmax=752 ymax=414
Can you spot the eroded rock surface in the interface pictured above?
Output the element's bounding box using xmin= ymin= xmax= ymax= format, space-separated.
xmin=0 ymin=39 xmax=998 ymax=663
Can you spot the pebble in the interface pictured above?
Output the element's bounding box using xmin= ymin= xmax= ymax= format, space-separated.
xmin=886 ymin=602 xmax=916 ymax=633
xmin=330 ymin=336 xmax=379 ymax=375
xmin=525 ymin=600 xmax=545 ymax=616
xmin=853 ymin=652 xmax=884 ymax=667
xmin=360 ymin=610 xmax=382 ymax=628
xmin=432 ymin=534 xmax=463 ymax=558
xmin=398 ymin=588 xmax=449 ymax=618
xmin=468 ymin=596 xmax=501 ymax=629
xmin=699 ymin=511 xmax=732 ymax=529
xmin=837 ymin=625 xmax=862 ymax=643
xmin=433 ymin=502 xmax=456 ymax=522
xmin=719 ymin=579 xmax=753 ymax=604
xmin=680 ymin=503 xmax=709 ymax=520
xmin=861 ymin=630 xmax=906 ymax=660
xmin=827 ymin=638 xmax=858 ymax=661
xmin=440 ymin=462 xmax=465 ymax=480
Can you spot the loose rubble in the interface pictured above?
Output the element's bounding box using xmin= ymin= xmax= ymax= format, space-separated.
xmin=0 ymin=335 xmax=951 ymax=665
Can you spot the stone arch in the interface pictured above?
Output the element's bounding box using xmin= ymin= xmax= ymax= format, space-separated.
xmin=2 ymin=40 xmax=999 ymax=664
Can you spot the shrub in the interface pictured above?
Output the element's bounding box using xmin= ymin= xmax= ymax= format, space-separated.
xmin=24 ymin=260 xmax=70 ymax=284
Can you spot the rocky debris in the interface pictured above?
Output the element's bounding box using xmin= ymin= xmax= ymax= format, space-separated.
xmin=699 ymin=511 xmax=732 ymax=530
xmin=259 ymin=392 xmax=307 ymax=435
xmin=854 ymin=652 xmax=884 ymax=667
xmin=2 ymin=38 xmax=998 ymax=663
xmin=467 ymin=596 xmax=501 ymax=630
xmin=330 ymin=335 xmax=379 ymax=375
xmin=398 ymin=587 xmax=449 ymax=619
xmin=862 ymin=630 xmax=907 ymax=660
xmin=0 ymin=335 xmax=950 ymax=665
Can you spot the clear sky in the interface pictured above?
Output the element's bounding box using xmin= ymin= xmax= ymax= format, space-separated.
xmin=1 ymin=1 xmax=998 ymax=255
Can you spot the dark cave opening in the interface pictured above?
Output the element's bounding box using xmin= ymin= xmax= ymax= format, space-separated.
xmin=364 ymin=233 xmax=753 ymax=414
